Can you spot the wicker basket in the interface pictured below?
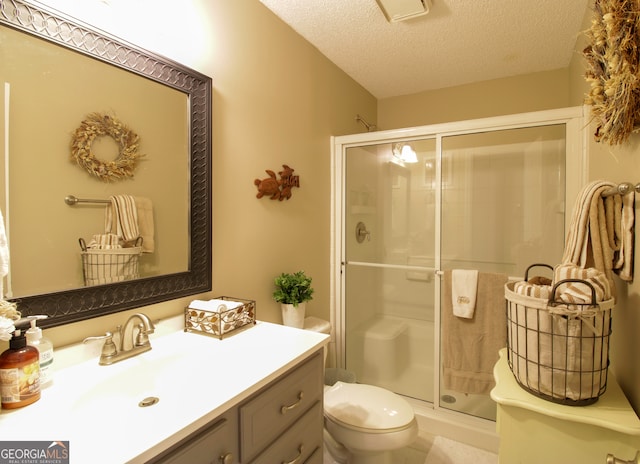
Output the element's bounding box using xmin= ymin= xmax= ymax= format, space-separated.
xmin=185 ymin=296 xmax=256 ymax=339
xmin=80 ymin=243 xmax=142 ymax=286
xmin=81 ymin=247 xmax=142 ymax=285
xmin=505 ymin=276 xmax=614 ymax=406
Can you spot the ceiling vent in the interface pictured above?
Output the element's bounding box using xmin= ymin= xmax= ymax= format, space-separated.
xmin=376 ymin=0 xmax=431 ymax=22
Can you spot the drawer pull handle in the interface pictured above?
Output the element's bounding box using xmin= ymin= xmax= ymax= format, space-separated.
xmin=281 ymin=445 xmax=304 ymax=464
xmin=280 ymin=391 xmax=304 ymax=414
xmin=219 ymin=453 xmax=233 ymax=464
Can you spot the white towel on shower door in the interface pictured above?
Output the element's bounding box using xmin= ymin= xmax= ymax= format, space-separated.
xmin=451 ymin=269 xmax=478 ymax=318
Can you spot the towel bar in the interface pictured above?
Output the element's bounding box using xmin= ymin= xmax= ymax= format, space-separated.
xmin=601 ymin=182 xmax=640 ymax=198
xmin=64 ymin=195 xmax=110 ymax=205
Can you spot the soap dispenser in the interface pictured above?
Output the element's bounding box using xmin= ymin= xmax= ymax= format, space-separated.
xmin=0 ymin=326 xmax=41 ymax=409
xmin=26 ymin=316 xmax=53 ymax=388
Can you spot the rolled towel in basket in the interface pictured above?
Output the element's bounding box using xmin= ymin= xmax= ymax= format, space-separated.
xmin=86 ymin=233 xmax=121 ymax=249
xmin=189 ymin=299 xmax=244 ymax=312
xmin=513 ymin=279 xmax=552 ymax=300
xmin=553 ymin=264 xmax=612 ymax=304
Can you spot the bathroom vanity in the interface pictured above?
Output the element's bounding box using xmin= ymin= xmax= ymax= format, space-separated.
xmin=491 ymin=349 xmax=640 ymax=464
xmin=0 ymin=318 xmax=329 ymax=464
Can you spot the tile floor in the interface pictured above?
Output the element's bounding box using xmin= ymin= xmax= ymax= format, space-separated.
xmin=323 ymin=432 xmax=498 ymax=464
xmin=322 ymin=427 xmax=430 ymax=464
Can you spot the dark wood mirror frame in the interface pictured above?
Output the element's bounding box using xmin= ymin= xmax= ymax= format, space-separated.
xmin=0 ymin=0 xmax=212 ymax=328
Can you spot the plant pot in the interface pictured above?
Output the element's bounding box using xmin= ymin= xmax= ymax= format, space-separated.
xmin=281 ymin=302 xmax=306 ymax=329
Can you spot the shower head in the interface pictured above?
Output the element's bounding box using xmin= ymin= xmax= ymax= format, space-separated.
xmin=355 ymin=114 xmax=377 ymax=132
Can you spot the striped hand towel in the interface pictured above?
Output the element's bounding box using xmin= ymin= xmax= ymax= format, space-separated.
xmin=105 ymin=195 xmax=139 ymax=243
xmin=562 ymin=180 xmax=618 ymax=298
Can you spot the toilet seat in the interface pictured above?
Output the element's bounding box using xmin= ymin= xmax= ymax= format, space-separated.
xmin=324 ymin=381 xmax=414 ymax=431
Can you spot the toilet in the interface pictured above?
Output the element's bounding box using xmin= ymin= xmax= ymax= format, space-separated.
xmin=323 ymin=381 xmax=418 ymax=464
xmin=304 ymin=317 xmax=418 ymax=464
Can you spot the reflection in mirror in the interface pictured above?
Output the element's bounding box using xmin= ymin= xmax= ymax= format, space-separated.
xmin=0 ymin=0 xmax=212 ymax=327
xmin=2 ymin=25 xmax=189 ymax=296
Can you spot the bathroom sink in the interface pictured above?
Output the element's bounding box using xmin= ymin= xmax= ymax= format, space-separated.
xmin=69 ymin=352 xmax=188 ymax=414
xmin=55 ymin=330 xmax=223 ymax=422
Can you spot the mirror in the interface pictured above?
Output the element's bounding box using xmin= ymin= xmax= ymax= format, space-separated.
xmin=0 ymin=0 xmax=212 ymax=327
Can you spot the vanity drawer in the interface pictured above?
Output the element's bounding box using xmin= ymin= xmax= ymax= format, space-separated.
xmin=240 ymin=352 xmax=323 ymax=462
xmin=149 ymin=409 xmax=238 ymax=464
xmin=248 ymin=401 xmax=323 ymax=464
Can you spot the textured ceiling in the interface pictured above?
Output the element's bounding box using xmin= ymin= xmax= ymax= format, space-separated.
xmin=259 ymin=0 xmax=591 ymax=99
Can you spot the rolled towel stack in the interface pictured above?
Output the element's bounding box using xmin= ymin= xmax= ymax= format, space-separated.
xmin=513 ymin=275 xmax=552 ymax=299
xmin=513 ymin=264 xmax=611 ymax=305
xmin=189 ymin=299 xmax=244 ymax=312
xmin=553 ymin=263 xmax=612 ymax=304
xmin=86 ymin=233 xmax=121 ymax=249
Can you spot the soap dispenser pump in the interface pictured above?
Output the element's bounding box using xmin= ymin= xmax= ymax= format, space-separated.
xmin=25 ymin=316 xmax=53 ymax=388
xmin=0 ymin=325 xmax=41 ymax=409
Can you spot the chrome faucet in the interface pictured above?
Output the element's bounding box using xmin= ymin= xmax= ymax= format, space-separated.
xmin=120 ymin=313 xmax=155 ymax=352
xmin=83 ymin=313 xmax=155 ymax=365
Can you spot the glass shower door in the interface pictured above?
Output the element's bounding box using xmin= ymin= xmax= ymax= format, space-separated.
xmin=344 ymin=139 xmax=437 ymax=403
xmin=439 ymin=125 xmax=567 ymax=419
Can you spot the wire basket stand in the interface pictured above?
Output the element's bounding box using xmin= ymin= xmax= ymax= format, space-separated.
xmin=505 ymin=266 xmax=614 ymax=406
xmin=79 ymin=237 xmax=143 ymax=286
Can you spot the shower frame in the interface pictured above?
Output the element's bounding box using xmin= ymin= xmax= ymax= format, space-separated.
xmin=330 ymin=106 xmax=587 ymax=440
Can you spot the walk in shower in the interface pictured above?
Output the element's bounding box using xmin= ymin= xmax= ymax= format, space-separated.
xmin=331 ymin=107 xmax=586 ymax=443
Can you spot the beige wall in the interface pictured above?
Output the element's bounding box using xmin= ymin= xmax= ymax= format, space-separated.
xmin=378 ymin=68 xmax=571 ymax=130
xmin=20 ymin=0 xmax=375 ymax=347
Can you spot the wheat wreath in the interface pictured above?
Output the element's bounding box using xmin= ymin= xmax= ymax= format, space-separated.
xmin=70 ymin=112 xmax=143 ymax=181
xmin=584 ymin=0 xmax=640 ymax=146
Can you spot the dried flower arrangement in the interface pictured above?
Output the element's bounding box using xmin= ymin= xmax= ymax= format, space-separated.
xmin=70 ymin=112 xmax=143 ymax=182
xmin=583 ymin=0 xmax=640 ymax=145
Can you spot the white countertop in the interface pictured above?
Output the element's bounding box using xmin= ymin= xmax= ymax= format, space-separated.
xmin=0 ymin=317 xmax=329 ymax=463
xmin=491 ymin=348 xmax=640 ymax=436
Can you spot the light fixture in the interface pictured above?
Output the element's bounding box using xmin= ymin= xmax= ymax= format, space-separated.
xmin=392 ymin=143 xmax=418 ymax=163
xmin=376 ymin=0 xmax=431 ymax=23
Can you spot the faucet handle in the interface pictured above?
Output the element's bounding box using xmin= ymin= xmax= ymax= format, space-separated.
xmin=134 ymin=323 xmax=151 ymax=347
xmin=83 ymin=332 xmax=118 ymax=359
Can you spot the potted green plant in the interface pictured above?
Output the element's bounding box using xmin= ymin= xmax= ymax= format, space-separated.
xmin=273 ymin=271 xmax=314 ymax=328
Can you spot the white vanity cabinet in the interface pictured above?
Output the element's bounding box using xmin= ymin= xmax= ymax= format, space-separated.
xmin=150 ymin=351 xmax=324 ymax=464
xmin=0 ymin=320 xmax=329 ymax=464
xmin=239 ymin=351 xmax=324 ymax=463
xmin=149 ymin=409 xmax=239 ymax=464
